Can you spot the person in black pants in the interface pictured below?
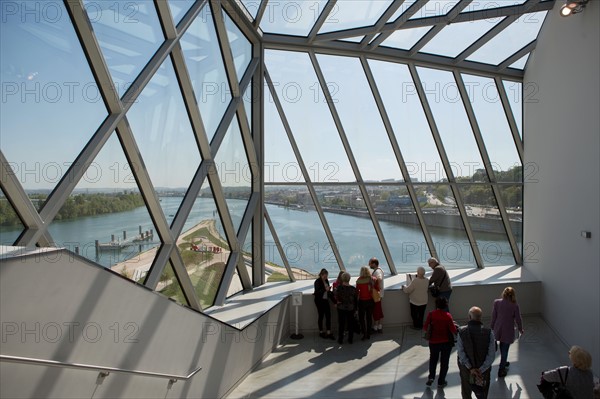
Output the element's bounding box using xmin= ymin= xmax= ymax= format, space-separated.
xmin=423 ymin=297 xmax=458 ymax=388
xmin=335 ymin=272 xmax=357 ymax=344
xmin=313 ymin=268 xmax=335 ymax=339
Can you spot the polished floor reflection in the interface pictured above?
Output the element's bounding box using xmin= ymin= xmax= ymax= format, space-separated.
xmin=226 ymin=315 xmax=572 ymax=399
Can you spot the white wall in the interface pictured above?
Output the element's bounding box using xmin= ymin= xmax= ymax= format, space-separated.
xmin=524 ymin=0 xmax=600 ymax=374
xmin=0 ymin=250 xmax=290 ymax=398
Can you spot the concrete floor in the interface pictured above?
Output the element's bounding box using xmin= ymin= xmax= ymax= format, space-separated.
xmin=226 ymin=315 xmax=571 ymax=399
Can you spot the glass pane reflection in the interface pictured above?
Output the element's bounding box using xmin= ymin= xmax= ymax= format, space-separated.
xmin=264 ymin=50 xmax=355 ymax=182
xmin=126 ymin=57 xmax=201 ymax=221
xmin=1 ymin=0 xmax=107 ymax=210
xmin=467 ymin=11 xmax=547 ymax=65
xmin=84 ymin=0 xmax=164 ymax=97
xmin=168 ymin=0 xmax=195 ymax=26
xmin=181 ymin=4 xmax=232 ymax=142
xmin=214 ymin=116 xmax=252 ymax=234
xmin=223 ymin=10 xmax=252 ymax=82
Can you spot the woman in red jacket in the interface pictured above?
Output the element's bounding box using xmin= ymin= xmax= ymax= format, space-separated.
xmin=355 ymin=266 xmax=375 ymax=341
xmin=423 ymin=296 xmax=457 ymax=388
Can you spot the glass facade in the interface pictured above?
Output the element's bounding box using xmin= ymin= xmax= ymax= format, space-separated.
xmin=1 ymin=0 xmax=548 ymax=309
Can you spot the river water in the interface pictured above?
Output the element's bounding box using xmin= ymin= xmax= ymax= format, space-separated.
xmin=0 ymin=197 xmax=515 ymax=274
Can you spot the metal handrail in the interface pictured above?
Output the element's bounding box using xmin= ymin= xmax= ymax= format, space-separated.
xmin=0 ymin=354 xmax=201 ymax=381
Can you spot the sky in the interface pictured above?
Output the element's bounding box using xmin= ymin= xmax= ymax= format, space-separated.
xmin=0 ymin=0 xmax=542 ymax=193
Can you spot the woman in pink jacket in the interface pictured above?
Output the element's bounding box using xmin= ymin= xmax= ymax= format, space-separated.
xmin=491 ymin=286 xmax=524 ymax=378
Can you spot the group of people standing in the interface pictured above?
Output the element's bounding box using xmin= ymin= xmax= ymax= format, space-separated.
xmin=402 ymin=258 xmax=595 ymax=399
xmin=405 ymin=258 xmax=525 ymax=397
xmin=313 ymin=257 xmax=384 ymax=344
xmin=314 ymin=257 xmax=597 ymax=398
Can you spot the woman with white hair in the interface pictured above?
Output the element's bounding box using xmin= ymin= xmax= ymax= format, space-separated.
xmin=402 ymin=266 xmax=429 ymax=329
xmin=540 ymin=345 xmax=594 ymax=399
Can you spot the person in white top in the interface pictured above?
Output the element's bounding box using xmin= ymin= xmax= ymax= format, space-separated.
xmin=370 ymin=257 xmax=385 ymax=333
xmin=402 ymin=266 xmax=430 ymax=329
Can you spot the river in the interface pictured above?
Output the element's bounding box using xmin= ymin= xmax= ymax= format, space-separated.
xmin=0 ymin=197 xmax=516 ymax=274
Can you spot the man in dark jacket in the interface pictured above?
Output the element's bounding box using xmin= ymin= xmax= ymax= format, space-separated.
xmin=428 ymin=257 xmax=452 ymax=310
xmin=456 ymin=307 xmax=496 ymax=399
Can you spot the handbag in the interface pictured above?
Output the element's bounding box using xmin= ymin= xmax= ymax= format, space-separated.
xmin=537 ymin=368 xmax=573 ymax=399
xmin=429 ymin=271 xmax=446 ymax=297
xmin=372 ymin=288 xmax=381 ymax=303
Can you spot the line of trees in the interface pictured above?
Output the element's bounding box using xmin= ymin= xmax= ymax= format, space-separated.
xmin=0 ymin=193 xmax=145 ymax=226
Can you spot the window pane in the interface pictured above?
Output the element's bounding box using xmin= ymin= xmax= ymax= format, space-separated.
xmin=224 ymin=10 xmax=252 ymax=82
xmin=462 ymin=0 xmax=526 ymax=13
xmin=47 ymin=133 xmax=160 ymax=279
xmin=264 ymin=50 xmax=354 ymax=182
xmin=168 ymin=0 xmax=195 ymax=26
xmin=416 ymin=67 xmax=488 ymax=181
xmin=499 ymin=184 xmax=523 ymax=254
xmin=242 ymin=79 xmax=253 ymax=131
xmin=409 ymin=0 xmax=459 ymax=20
xmin=181 ymin=4 xmax=232 ymax=142
xmin=260 ymin=0 xmax=328 ymax=36
xmin=387 ymin=0 xmax=417 ymax=22
xmin=509 ymin=54 xmax=529 ymax=70
xmin=317 ymin=54 xmax=403 ymax=182
xmin=318 ymin=0 xmax=394 ymax=34
xmin=126 ymin=57 xmax=201 ymax=219
xmin=458 ymin=184 xmax=515 ymax=266
xmin=314 ymin=185 xmax=387 ymax=275
xmin=414 ymin=184 xmax=476 ymax=268
xmin=1 ymin=1 xmax=107 ymax=209
xmin=180 ymin=180 xmax=230 ymax=308
xmin=235 ymin=228 xmax=256 ymax=289
xmin=0 ymin=188 xmax=24 ymax=245
xmin=467 ymin=12 xmax=547 ymax=65
xmin=84 ymin=0 xmax=164 ymax=97
xmin=503 ymin=81 xmax=523 ymax=140
xmin=264 ymin=83 xmax=306 ymax=183
xmin=366 ymin=184 xmax=427 ymax=271
xmin=214 ymin=116 xmax=252 ymax=234
xmin=158 ymin=261 xmax=189 ymax=306
xmin=462 ymin=74 xmax=521 ymax=181
xmin=265 ymin=186 xmax=331 ymax=279
xmin=380 ymin=27 xmax=431 ymax=50
xmin=419 ymin=18 xmax=502 ymax=58
xmin=368 ymin=60 xmax=447 ymax=182
xmin=240 ymin=0 xmax=260 ymax=19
